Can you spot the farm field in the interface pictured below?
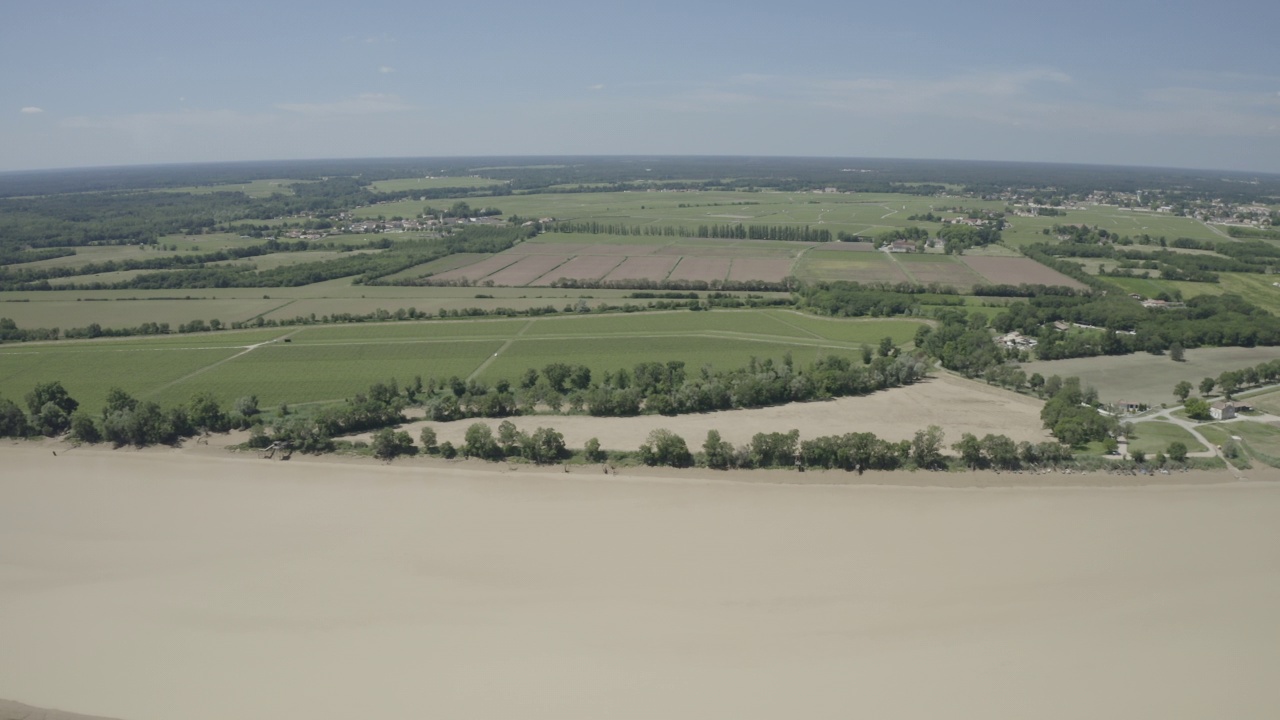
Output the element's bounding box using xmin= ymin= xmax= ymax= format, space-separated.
xmin=1099 ymin=272 xmax=1280 ymax=314
xmin=895 ymin=254 xmax=989 ymax=287
xmin=793 ymin=250 xmax=910 ymax=284
xmin=349 ymin=189 xmax=1225 ymax=249
xmin=2 ymin=311 xmax=927 ymax=411
xmin=155 ymin=179 xmax=311 ymax=197
xmin=1127 ymin=421 xmax=1207 ymax=455
xmin=1021 ymin=347 xmax=1280 ymax=407
xmin=958 ymin=255 xmax=1088 ymax=289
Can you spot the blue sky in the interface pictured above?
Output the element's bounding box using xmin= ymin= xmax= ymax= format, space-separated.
xmin=3 ymin=0 xmax=1278 ymax=173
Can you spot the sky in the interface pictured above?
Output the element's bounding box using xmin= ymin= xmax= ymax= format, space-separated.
xmin=2 ymin=0 xmax=1279 ymax=174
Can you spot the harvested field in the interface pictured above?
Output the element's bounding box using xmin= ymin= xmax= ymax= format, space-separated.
xmin=391 ymin=372 xmax=1050 ymax=450
xmin=667 ymin=257 xmax=731 ymax=282
xmin=478 ymin=254 xmax=569 ymax=286
xmin=430 ymin=254 xmax=521 ymax=282
xmin=728 ymin=258 xmax=794 ymax=282
xmin=821 ymin=241 xmax=876 ymax=251
xmin=380 ymin=253 xmax=488 ymax=281
xmin=603 ymin=256 xmax=680 ymax=282
xmin=529 ymin=255 xmax=622 ymax=285
xmin=961 ymin=256 xmax=1087 ymax=290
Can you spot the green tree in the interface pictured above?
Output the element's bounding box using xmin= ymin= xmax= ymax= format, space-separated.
xmin=25 ymin=381 xmax=78 ymax=418
xmin=702 ymin=429 xmax=734 ymax=469
xmin=1184 ymin=397 xmax=1211 ymax=421
xmin=1199 ymin=377 xmax=1216 ymax=395
xmin=952 ymin=432 xmax=983 ymax=468
xmin=0 ymin=396 xmax=31 ymax=437
xmin=1167 ymin=441 xmax=1188 ymax=463
xmin=419 ymin=426 xmax=438 ymax=454
xmin=1169 ymin=342 xmax=1185 ymax=361
xmin=639 ymin=429 xmax=693 ymax=468
xmin=910 ymin=425 xmax=946 ymax=469
xmin=584 ymin=437 xmax=605 ymax=463
xmin=1173 ymin=381 xmax=1193 ymax=401
xmin=463 ymin=423 xmax=501 ymax=460
xmin=1130 ymin=448 xmax=1146 ymax=464
xmin=371 ymin=428 xmax=414 ymax=460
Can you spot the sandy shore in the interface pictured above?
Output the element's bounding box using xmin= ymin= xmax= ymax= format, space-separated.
xmin=3 ymin=443 xmax=1279 ymax=719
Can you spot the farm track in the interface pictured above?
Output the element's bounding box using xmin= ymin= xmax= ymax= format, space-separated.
xmin=140 ymin=330 xmax=302 ymax=400
xmin=466 ymin=319 xmax=534 ymax=381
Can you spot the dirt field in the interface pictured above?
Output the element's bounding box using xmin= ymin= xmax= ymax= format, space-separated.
xmin=3 ymin=444 xmax=1278 ymax=719
xmin=667 ymin=257 xmax=731 ymax=282
xmin=960 ymin=256 xmax=1087 ymax=290
xmin=602 ymin=256 xmax=680 ymax=282
xmin=387 ymin=372 xmax=1050 ymax=451
xmin=479 ymin=254 xmax=568 ymax=286
xmin=431 ymin=254 xmax=521 ymax=282
xmin=727 ymin=257 xmax=795 ymax=282
xmin=529 ymin=255 xmax=622 ymax=285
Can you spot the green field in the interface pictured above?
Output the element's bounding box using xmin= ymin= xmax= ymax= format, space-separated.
xmin=155 ymin=179 xmax=311 ymax=197
xmin=1126 ymin=421 xmax=1207 ymax=455
xmin=368 ymin=177 xmax=508 ymax=192
xmin=2 ymin=311 xmax=926 ymax=411
xmin=1205 ymin=420 xmax=1280 ymax=467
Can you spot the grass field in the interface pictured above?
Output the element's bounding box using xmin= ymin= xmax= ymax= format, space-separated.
xmin=1021 ymin=346 xmax=1280 ymax=407
xmin=1244 ymin=387 xmax=1280 ymax=415
xmin=1127 ymin=421 xmax=1207 ymax=454
xmin=1205 ymin=420 xmax=1280 ymax=466
xmin=1 ymin=311 xmax=927 ymax=411
xmin=156 ymin=179 xmax=311 ymax=197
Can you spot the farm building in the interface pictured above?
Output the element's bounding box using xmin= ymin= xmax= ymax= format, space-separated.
xmin=1210 ymin=401 xmax=1237 ymax=420
xmin=1113 ymin=400 xmax=1145 ymax=414
xmin=888 ymin=240 xmax=915 ymax=253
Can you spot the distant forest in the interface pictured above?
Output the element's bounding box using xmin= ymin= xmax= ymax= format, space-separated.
xmin=3 ymin=155 xmax=1279 ymax=201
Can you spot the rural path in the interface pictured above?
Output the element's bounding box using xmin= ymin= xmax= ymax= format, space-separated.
xmin=880 ymin=246 xmax=920 ymax=284
xmin=466 ymin=318 xmax=535 ymax=381
xmin=140 ymin=329 xmax=302 ymax=400
xmin=1133 ymin=405 xmax=1280 ymax=480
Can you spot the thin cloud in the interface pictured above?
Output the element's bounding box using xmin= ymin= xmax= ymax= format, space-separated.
xmin=588 ymin=84 xmax=605 ymax=91
xmin=378 ymin=66 xmax=395 ymax=74
xmin=20 ymin=106 xmax=44 ymax=114
xmin=275 ymin=93 xmax=408 ymax=116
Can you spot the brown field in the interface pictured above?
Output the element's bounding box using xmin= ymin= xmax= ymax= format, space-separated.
xmin=516 ymin=242 xmax=659 ymax=256
xmin=728 ymin=258 xmax=794 ymax=282
xmin=961 ymin=256 xmax=1087 ymax=289
xmin=668 ymin=257 xmax=732 ymax=283
xmin=479 ymin=255 xmax=570 ymax=286
xmin=430 ymin=255 xmax=522 ymax=282
xmin=529 ymin=255 xmax=623 ymax=285
xmin=603 ymin=256 xmax=680 ymax=282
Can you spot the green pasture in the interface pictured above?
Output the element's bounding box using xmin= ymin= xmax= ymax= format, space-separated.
xmin=0 ymin=344 xmax=247 ymax=413
xmin=1001 ymin=206 xmax=1224 ymax=247
xmin=150 ymin=339 xmax=505 ymax=408
xmin=380 ymin=253 xmax=490 ymax=280
xmin=793 ymin=250 xmax=907 ymax=284
xmin=1099 ymin=272 xmax=1280 ymax=314
xmin=1206 ymin=420 xmax=1280 ymax=466
xmin=1126 ymin=421 xmax=1207 ymax=455
xmin=1244 ymin=387 xmax=1280 ymax=415
xmin=1 ymin=310 xmax=928 ymax=410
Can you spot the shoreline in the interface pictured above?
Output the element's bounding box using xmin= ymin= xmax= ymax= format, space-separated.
xmin=5 ymin=435 xmax=1271 ymax=490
